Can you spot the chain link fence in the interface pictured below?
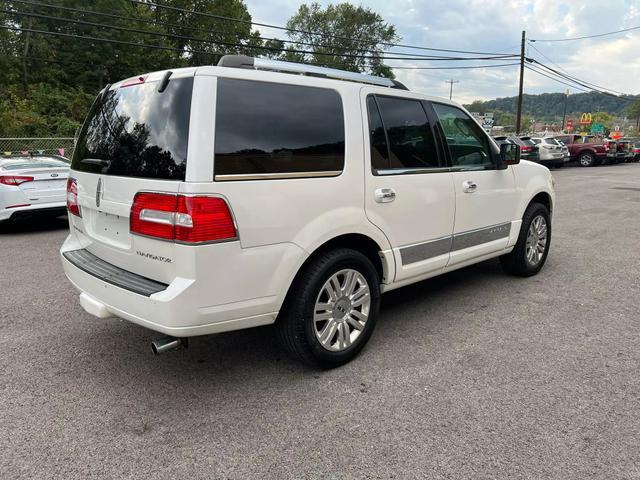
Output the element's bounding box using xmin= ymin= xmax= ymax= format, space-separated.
xmin=0 ymin=138 xmax=76 ymax=160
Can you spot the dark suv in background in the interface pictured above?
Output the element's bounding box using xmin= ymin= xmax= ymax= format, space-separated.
xmin=494 ymin=136 xmax=540 ymax=163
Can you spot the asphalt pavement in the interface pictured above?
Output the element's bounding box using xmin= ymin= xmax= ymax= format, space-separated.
xmin=1 ymin=163 xmax=640 ymax=479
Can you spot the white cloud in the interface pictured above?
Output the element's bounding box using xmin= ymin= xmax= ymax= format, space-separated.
xmin=244 ymin=0 xmax=640 ymax=102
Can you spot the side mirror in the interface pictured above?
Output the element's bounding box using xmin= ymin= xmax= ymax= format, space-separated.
xmin=499 ymin=143 xmax=520 ymax=167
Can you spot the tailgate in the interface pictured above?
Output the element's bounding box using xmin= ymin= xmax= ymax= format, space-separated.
xmin=70 ymin=172 xmax=181 ymax=284
xmin=67 ymin=70 xmax=195 ymax=284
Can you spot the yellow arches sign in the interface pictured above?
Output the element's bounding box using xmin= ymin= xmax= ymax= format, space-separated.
xmin=579 ymin=113 xmax=593 ymax=125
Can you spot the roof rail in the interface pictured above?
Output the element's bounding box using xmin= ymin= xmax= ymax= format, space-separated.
xmin=217 ymin=55 xmax=404 ymax=89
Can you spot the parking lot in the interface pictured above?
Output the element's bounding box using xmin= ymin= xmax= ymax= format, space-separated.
xmin=1 ymin=163 xmax=640 ymax=479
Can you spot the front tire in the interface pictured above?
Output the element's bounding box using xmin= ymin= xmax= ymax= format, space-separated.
xmin=500 ymin=202 xmax=551 ymax=277
xmin=276 ymin=248 xmax=381 ymax=368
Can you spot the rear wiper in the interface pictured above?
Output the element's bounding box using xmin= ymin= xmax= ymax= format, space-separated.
xmin=158 ymin=71 xmax=173 ymax=93
xmin=81 ymin=158 xmax=111 ymax=167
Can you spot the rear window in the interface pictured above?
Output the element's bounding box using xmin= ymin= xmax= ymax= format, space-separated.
xmin=214 ymin=78 xmax=345 ymax=179
xmin=543 ymin=138 xmax=559 ymax=145
xmin=72 ymin=77 xmax=193 ymax=180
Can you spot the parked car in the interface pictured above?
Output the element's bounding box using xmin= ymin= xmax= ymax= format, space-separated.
xmin=627 ymin=139 xmax=640 ymax=162
xmin=60 ymin=56 xmax=555 ymax=367
xmin=555 ymin=134 xmax=616 ymax=167
xmin=611 ymin=139 xmax=635 ymax=163
xmin=525 ymin=137 xmax=565 ymax=168
xmin=0 ymin=154 xmax=69 ymax=223
xmin=557 ymin=140 xmax=570 ymax=162
xmin=494 ymin=135 xmax=540 ymax=163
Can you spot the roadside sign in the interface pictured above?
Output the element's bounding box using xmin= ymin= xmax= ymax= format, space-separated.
xmin=591 ymin=123 xmax=604 ymax=134
xmin=611 ymin=131 xmax=623 ymax=140
xmin=566 ymin=119 xmax=574 ymax=131
xmin=579 ymin=113 xmax=593 ymax=125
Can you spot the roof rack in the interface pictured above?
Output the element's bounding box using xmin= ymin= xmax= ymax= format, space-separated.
xmin=217 ymin=55 xmax=407 ymax=90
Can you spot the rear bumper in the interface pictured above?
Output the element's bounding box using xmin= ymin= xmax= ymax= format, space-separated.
xmin=60 ymin=234 xmax=305 ymax=337
xmin=0 ymin=201 xmax=66 ymax=222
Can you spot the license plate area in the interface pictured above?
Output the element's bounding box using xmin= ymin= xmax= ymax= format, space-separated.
xmin=91 ymin=210 xmax=132 ymax=249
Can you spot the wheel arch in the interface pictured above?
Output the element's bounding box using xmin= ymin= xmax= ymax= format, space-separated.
xmin=528 ymin=191 xmax=553 ymax=215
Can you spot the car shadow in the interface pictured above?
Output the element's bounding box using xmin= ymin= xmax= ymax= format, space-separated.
xmin=0 ymin=214 xmax=69 ymax=234
xmin=77 ymin=258 xmax=509 ymax=388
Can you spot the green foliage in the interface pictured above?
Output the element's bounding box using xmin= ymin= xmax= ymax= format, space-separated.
xmin=281 ymin=2 xmax=399 ymax=78
xmin=464 ymin=91 xmax=640 ymax=121
xmin=1 ymin=0 xmax=399 ymax=136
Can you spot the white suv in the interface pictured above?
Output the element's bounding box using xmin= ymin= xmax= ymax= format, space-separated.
xmin=61 ymin=56 xmax=555 ymax=367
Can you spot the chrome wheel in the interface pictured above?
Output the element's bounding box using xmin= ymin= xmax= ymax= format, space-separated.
xmin=313 ymin=269 xmax=371 ymax=352
xmin=525 ymin=215 xmax=548 ymax=266
xmin=579 ymin=153 xmax=593 ymax=167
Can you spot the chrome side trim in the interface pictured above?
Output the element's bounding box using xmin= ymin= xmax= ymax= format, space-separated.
xmin=399 ymin=222 xmax=512 ymax=265
xmin=400 ymin=236 xmax=452 ymax=265
xmin=215 ymin=171 xmax=342 ymax=181
xmin=376 ymin=167 xmax=450 ymax=176
xmin=451 ymin=222 xmax=511 ymax=251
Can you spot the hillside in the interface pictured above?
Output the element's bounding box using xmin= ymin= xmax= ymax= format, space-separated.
xmin=464 ymin=91 xmax=639 ymax=119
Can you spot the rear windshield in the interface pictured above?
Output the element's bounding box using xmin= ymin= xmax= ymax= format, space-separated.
xmin=72 ymin=77 xmax=193 ymax=180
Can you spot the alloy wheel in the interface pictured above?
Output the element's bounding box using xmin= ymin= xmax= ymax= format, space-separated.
xmin=525 ymin=215 xmax=548 ymax=267
xmin=313 ymin=269 xmax=371 ymax=352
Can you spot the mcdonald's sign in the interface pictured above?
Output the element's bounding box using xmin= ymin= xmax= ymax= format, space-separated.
xmin=579 ymin=113 xmax=593 ymax=125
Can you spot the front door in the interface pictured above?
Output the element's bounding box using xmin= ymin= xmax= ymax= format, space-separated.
xmin=362 ymin=90 xmax=455 ymax=283
xmin=430 ymin=102 xmax=518 ymax=266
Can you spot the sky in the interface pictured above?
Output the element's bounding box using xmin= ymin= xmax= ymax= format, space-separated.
xmin=244 ymin=0 xmax=640 ymax=104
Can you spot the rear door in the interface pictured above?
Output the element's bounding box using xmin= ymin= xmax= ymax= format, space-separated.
xmin=362 ymin=90 xmax=455 ymax=283
xmin=69 ymin=71 xmax=195 ymax=283
xmin=429 ymin=102 xmax=518 ymax=266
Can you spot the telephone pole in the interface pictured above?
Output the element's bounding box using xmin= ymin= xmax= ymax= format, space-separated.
xmin=445 ymin=79 xmax=459 ymax=100
xmin=515 ymin=30 xmax=526 ymax=134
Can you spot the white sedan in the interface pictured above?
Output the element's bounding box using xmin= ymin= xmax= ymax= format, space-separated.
xmin=0 ymin=155 xmax=69 ymax=223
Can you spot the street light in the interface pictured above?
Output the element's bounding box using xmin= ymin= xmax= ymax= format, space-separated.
xmin=561 ymin=89 xmax=570 ymax=131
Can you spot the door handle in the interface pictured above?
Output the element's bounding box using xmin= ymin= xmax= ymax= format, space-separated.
xmin=374 ymin=187 xmax=396 ymax=203
xmin=462 ymin=180 xmax=477 ymax=193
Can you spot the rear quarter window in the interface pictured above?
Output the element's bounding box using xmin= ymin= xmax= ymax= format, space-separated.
xmin=214 ymin=78 xmax=345 ymax=179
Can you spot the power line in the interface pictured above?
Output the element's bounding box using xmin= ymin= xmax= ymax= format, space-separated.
xmin=1 ymin=22 xmax=518 ymax=62
xmin=524 ymin=64 xmax=590 ymax=92
xmin=527 ymin=42 xmax=628 ymax=95
xmin=530 ymin=25 xmax=640 ymax=42
xmin=387 ymin=62 xmax=520 ymax=70
xmin=128 ymin=0 xmax=519 ymax=56
xmin=4 ymin=8 xmax=518 ymax=62
xmin=9 ymin=0 xmax=515 ymax=61
xmin=529 ymin=59 xmax=637 ymax=100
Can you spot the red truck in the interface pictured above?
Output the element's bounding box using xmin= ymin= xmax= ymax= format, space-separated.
xmin=555 ymin=134 xmax=616 ymax=167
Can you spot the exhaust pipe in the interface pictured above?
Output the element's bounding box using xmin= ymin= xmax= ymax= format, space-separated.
xmin=151 ymin=336 xmax=186 ymax=355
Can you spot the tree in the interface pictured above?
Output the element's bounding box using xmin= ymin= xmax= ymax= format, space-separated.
xmin=281 ymin=3 xmax=399 ymax=78
xmin=625 ymin=99 xmax=640 ymax=129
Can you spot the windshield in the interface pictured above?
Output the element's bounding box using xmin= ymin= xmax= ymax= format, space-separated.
xmin=71 ymin=76 xmax=193 ymax=180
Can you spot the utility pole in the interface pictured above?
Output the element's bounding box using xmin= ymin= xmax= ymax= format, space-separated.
xmin=515 ymin=30 xmax=526 ymax=134
xmin=445 ymin=79 xmax=459 ymax=100
xmin=561 ymin=89 xmax=570 ymax=131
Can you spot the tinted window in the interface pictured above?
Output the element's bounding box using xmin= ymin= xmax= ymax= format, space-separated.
xmin=374 ymin=96 xmax=439 ymax=170
xmin=366 ymin=96 xmax=389 ymax=171
xmin=72 ymin=77 xmax=193 ymax=180
xmin=214 ymin=79 xmax=344 ymax=177
xmin=432 ymin=103 xmax=493 ymax=169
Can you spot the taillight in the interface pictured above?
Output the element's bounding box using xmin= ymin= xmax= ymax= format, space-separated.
xmin=521 ymin=146 xmax=532 ymax=152
xmin=66 ymin=178 xmax=81 ymax=217
xmin=0 ymin=175 xmax=34 ymax=186
xmin=604 ymin=143 xmax=610 ymax=151
xmin=130 ymin=192 xmax=237 ymax=244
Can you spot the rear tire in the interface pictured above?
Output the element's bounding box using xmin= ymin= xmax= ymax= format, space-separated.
xmin=578 ymin=152 xmax=595 ymax=167
xmin=500 ymin=202 xmax=551 ymax=277
xmin=276 ymin=248 xmax=381 ymax=368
